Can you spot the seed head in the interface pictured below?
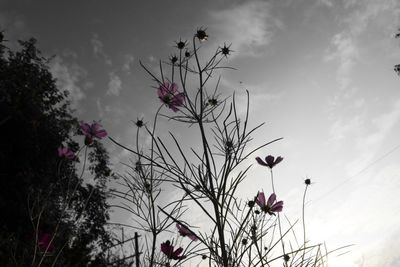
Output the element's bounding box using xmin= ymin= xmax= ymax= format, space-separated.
xmin=176 ymin=39 xmax=187 ymax=50
xmin=170 ymin=55 xmax=178 ymax=64
xmin=395 ymin=64 xmax=400 ymax=76
xmin=284 ymin=254 xmax=290 ymax=262
xmin=196 ymin=28 xmax=208 ymax=42
xmin=208 ymin=98 xmax=218 ymax=106
xmin=135 ymin=119 xmax=144 ymax=128
xmin=248 ymin=200 xmax=255 ymax=208
xmin=220 ymin=43 xmax=232 ymax=57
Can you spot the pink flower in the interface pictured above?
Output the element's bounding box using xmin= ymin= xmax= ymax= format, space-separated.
xmin=57 ymin=146 xmax=75 ymax=160
xmin=256 ymin=192 xmax=283 ymax=216
xmin=176 ymin=223 xmax=198 ymax=241
xmin=256 ymin=155 xmax=283 ymax=169
xmin=80 ymin=121 xmax=107 ymax=145
xmin=36 ymin=231 xmax=55 ymax=254
xmin=157 ymin=82 xmax=185 ymax=112
xmin=161 ymin=240 xmax=185 ymax=260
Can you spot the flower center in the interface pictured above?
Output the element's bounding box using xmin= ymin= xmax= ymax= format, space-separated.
xmin=163 ymin=95 xmax=172 ymax=104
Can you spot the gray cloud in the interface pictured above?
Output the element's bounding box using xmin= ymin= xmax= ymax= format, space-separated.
xmin=122 ymin=54 xmax=134 ymax=74
xmin=49 ymin=56 xmax=87 ymax=110
xmin=90 ymin=33 xmax=112 ymax=65
xmin=107 ymin=72 xmax=122 ymax=96
xmin=208 ymin=1 xmax=283 ymax=57
xmin=325 ymin=0 xmax=400 ymax=91
xmin=0 ymin=12 xmax=31 ymax=50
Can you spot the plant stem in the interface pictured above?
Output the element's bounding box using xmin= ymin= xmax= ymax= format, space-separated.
xmin=148 ymin=105 xmax=163 ymax=267
xmin=301 ymin=184 xmax=309 ymax=265
xmin=270 ymin=169 xmax=287 ymax=267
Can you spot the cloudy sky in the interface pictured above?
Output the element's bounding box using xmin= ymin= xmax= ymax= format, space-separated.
xmin=1 ymin=0 xmax=400 ymax=266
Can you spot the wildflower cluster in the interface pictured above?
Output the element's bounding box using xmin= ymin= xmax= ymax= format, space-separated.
xmin=109 ymin=28 xmax=339 ymax=267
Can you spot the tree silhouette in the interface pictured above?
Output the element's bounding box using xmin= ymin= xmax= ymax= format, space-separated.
xmin=0 ymin=35 xmax=122 ymax=266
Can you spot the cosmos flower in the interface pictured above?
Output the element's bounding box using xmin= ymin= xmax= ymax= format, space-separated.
xmin=256 ymin=192 xmax=283 ymax=216
xmin=36 ymin=231 xmax=55 ymax=253
xmin=57 ymin=146 xmax=75 ymax=160
xmin=157 ymin=82 xmax=185 ymax=112
xmin=161 ymin=240 xmax=185 ymax=260
xmin=255 ymin=155 xmax=283 ymax=169
xmin=176 ymin=223 xmax=198 ymax=241
xmin=80 ymin=121 xmax=107 ymax=145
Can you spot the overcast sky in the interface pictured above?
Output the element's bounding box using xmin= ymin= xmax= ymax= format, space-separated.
xmin=1 ymin=0 xmax=400 ymax=266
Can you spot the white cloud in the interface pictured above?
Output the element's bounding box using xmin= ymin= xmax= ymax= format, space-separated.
xmin=96 ymin=98 xmax=104 ymax=118
xmin=359 ymin=98 xmax=400 ymax=148
xmin=314 ymin=161 xmax=400 ymax=267
xmin=107 ymin=72 xmax=122 ymax=96
xmin=317 ymin=0 xmax=333 ymax=7
xmin=90 ymin=33 xmax=112 ymax=65
xmin=344 ymin=98 xmax=400 ymax=175
xmin=326 ymin=0 xmax=400 ymax=151
xmin=208 ymin=1 xmax=283 ymax=56
xmin=148 ymin=55 xmax=156 ymax=62
xmin=49 ymin=56 xmax=86 ymax=109
xmin=325 ymin=0 xmax=400 ymax=92
xmin=122 ymin=54 xmax=134 ymax=73
xmin=329 ymin=115 xmax=363 ymax=141
xmin=325 ymin=33 xmax=359 ymax=90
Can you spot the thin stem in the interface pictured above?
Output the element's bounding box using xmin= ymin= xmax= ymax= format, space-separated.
xmin=193 ymin=35 xmax=228 ymax=267
xmin=301 ymin=184 xmax=309 ymax=265
xmin=148 ymin=105 xmax=163 ymax=267
xmin=270 ymin=169 xmax=287 ymax=267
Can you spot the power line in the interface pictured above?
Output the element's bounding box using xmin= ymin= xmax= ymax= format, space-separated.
xmin=307 ymin=143 xmax=400 ymax=206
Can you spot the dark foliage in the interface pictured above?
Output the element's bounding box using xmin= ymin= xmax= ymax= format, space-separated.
xmin=0 ymin=35 xmax=121 ymax=266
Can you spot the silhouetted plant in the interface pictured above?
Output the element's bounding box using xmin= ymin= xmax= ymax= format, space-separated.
xmin=110 ymin=28 xmax=345 ymax=267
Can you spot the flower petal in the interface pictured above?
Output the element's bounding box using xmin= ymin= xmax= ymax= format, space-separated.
xmin=94 ymin=129 xmax=107 ymax=138
xmin=161 ymin=240 xmax=173 ymax=256
xmin=255 ymin=157 xmax=268 ymax=167
xmin=256 ymin=192 xmax=265 ymax=207
xmin=170 ymin=82 xmax=179 ymax=94
xmin=37 ymin=232 xmax=55 ymax=253
xmin=188 ymin=233 xmax=198 ymax=241
xmin=169 ymin=93 xmax=185 ymax=112
xmin=177 ymin=223 xmax=198 ymax=241
xmin=158 ymin=83 xmax=168 ymax=98
xmin=271 ymin=200 xmax=284 ymax=212
xmin=265 ymin=155 xmax=275 ymax=168
xmin=57 ymin=147 xmax=63 ymax=157
xmin=275 ymin=156 xmax=284 ymax=165
xmin=267 ymin=193 xmax=276 ymax=207
xmin=80 ymin=122 xmax=91 ymax=136
xmin=172 ymin=247 xmax=184 ymax=259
